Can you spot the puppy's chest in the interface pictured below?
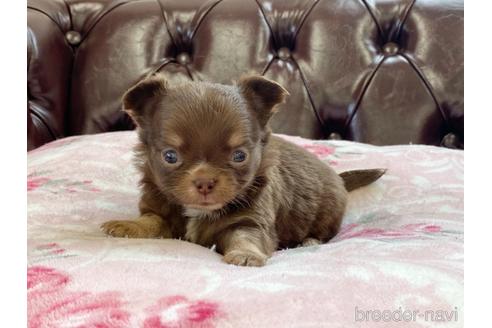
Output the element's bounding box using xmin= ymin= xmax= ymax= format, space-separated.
xmin=183 ymin=209 xmax=220 ymax=246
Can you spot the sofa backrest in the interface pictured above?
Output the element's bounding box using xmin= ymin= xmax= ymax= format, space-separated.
xmin=27 ymin=0 xmax=464 ymax=150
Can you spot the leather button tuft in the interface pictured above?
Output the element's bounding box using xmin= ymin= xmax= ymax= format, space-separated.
xmin=65 ymin=31 xmax=81 ymax=45
xmin=176 ymin=52 xmax=191 ymax=65
xmin=328 ymin=132 xmax=342 ymax=140
xmin=382 ymin=42 xmax=399 ymax=56
xmin=277 ymin=47 xmax=291 ymax=61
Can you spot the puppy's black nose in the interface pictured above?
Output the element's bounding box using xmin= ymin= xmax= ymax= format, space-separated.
xmin=193 ymin=178 xmax=216 ymax=195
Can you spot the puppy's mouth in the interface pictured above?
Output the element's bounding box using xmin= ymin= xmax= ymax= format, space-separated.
xmin=184 ymin=195 xmax=225 ymax=211
xmin=185 ymin=202 xmax=225 ymax=211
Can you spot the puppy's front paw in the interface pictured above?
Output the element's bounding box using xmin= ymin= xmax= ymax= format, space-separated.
xmin=223 ymin=250 xmax=267 ymax=267
xmin=101 ymin=220 xmax=148 ymax=238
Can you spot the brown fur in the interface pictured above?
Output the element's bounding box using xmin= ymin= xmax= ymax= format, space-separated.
xmin=101 ymin=74 xmax=384 ymax=266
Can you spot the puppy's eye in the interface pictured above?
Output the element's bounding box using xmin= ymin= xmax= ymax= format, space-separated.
xmin=232 ymin=150 xmax=247 ymax=163
xmin=163 ymin=149 xmax=178 ymax=164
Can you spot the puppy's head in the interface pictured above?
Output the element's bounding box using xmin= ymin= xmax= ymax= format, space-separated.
xmin=123 ymin=74 xmax=288 ymax=213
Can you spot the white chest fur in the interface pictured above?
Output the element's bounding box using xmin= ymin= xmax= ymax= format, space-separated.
xmin=183 ymin=208 xmax=214 ymax=243
xmin=185 ymin=218 xmax=201 ymax=243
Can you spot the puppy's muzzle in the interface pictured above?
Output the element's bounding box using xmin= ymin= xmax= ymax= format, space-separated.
xmin=193 ymin=178 xmax=217 ymax=196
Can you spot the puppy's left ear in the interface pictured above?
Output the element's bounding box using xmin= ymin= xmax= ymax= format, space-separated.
xmin=122 ymin=74 xmax=168 ymax=127
xmin=238 ymin=75 xmax=289 ymax=127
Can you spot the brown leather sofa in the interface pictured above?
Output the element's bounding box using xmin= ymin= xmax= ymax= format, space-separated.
xmin=27 ymin=0 xmax=464 ymax=151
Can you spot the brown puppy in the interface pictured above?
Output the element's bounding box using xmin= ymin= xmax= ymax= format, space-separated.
xmin=101 ymin=74 xmax=385 ymax=266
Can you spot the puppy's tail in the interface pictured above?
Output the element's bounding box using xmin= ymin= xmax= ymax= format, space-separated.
xmin=339 ymin=169 xmax=386 ymax=192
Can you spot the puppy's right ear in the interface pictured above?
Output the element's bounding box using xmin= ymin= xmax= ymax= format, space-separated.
xmin=122 ymin=74 xmax=168 ymax=127
xmin=238 ymin=75 xmax=289 ymax=127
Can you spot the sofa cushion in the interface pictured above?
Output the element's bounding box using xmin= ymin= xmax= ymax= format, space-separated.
xmin=27 ymin=131 xmax=463 ymax=327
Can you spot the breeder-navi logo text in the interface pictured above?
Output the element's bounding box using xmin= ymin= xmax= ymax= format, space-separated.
xmin=355 ymin=306 xmax=458 ymax=322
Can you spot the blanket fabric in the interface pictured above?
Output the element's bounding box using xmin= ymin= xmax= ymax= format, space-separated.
xmin=27 ymin=131 xmax=463 ymax=328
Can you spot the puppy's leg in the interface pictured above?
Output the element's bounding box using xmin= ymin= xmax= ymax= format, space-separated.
xmin=303 ymin=183 xmax=348 ymax=245
xmin=301 ymin=237 xmax=322 ymax=247
xmin=297 ymin=210 xmax=340 ymax=247
xmin=220 ymin=227 xmax=276 ymax=267
xmin=305 ymin=211 xmax=344 ymax=244
xmin=101 ymin=213 xmax=172 ymax=239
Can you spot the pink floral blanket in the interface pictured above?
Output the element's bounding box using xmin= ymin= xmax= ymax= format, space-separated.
xmin=27 ymin=131 xmax=463 ymax=328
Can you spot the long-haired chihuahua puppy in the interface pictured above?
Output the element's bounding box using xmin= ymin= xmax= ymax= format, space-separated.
xmin=101 ymin=74 xmax=384 ymax=266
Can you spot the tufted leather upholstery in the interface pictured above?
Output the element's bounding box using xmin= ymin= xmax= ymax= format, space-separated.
xmin=27 ymin=0 xmax=464 ymax=150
